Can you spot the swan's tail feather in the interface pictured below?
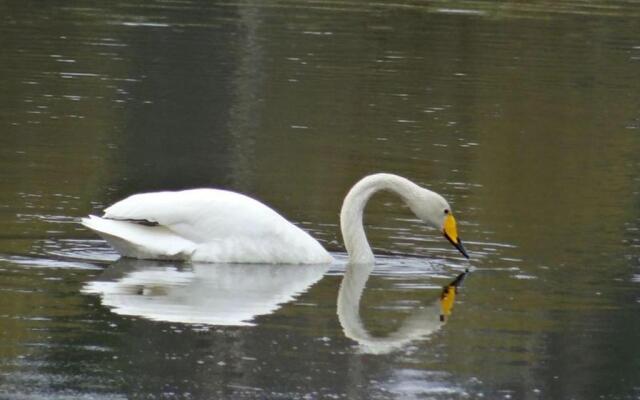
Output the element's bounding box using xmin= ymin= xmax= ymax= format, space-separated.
xmin=81 ymin=215 xmax=196 ymax=260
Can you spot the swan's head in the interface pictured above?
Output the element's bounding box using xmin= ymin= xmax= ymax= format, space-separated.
xmin=412 ymin=189 xmax=469 ymax=259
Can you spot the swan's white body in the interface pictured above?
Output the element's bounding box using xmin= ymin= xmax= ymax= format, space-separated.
xmin=82 ymin=173 xmax=466 ymax=264
xmin=82 ymin=189 xmax=333 ymax=264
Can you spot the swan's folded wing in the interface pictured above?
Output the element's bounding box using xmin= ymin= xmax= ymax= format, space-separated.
xmin=102 ymin=189 xmax=286 ymax=243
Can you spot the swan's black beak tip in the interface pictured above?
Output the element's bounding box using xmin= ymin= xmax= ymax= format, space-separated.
xmin=458 ymin=239 xmax=470 ymax=259
xmin=444 ymin=233 xmax=470 ymax=259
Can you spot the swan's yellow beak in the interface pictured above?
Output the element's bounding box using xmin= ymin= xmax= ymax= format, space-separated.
xmin=443 ymin=213 xmax=469 ymax=259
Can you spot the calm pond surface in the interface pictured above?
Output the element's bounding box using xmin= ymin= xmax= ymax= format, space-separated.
xmin=2 ymin=1 xmax=640 ymax=399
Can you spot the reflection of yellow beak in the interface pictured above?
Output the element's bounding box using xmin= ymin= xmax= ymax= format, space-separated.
xmin=440 ymin=285 xmax=457 ymax=322
xmin=439 ymin=271 xmax=467 ymax=322
xmin=443 ymin=213 xmax=469 ymax=259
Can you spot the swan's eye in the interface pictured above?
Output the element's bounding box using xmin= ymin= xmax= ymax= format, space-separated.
xmin=444 ymin=209 xmax=450 ymax=215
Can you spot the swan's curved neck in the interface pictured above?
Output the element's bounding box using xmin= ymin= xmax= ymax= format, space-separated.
xmin=340 ymin=174 xmax=424 ymax=264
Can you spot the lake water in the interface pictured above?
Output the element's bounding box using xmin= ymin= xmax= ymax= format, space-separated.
xmin=2 ymin=1 xmax=640 ymax=399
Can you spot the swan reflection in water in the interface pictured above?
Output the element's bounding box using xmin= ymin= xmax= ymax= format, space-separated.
xmin=338 ymin=263 xmax=467 ymax=354
xmin=82 ymin=259 xmax=328 ymax=326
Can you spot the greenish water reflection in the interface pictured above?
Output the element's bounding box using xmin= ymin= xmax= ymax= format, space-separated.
xmin=1 ymin=1 xmax=640 ymax=399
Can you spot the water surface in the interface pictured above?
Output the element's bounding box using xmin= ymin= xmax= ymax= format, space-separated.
xmin=1 ymin=1 xmax=640 ymax=399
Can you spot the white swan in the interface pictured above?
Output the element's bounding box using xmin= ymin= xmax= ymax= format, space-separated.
xmin=82 ymin=173 xmax=468 ymax=263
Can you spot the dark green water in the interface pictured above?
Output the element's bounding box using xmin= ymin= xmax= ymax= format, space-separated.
xmin=1 ymin=1 xmax=640 ymax=399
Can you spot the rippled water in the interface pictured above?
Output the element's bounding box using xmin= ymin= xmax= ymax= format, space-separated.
xmin=2 ymin=1 xmax=640 ymax=399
